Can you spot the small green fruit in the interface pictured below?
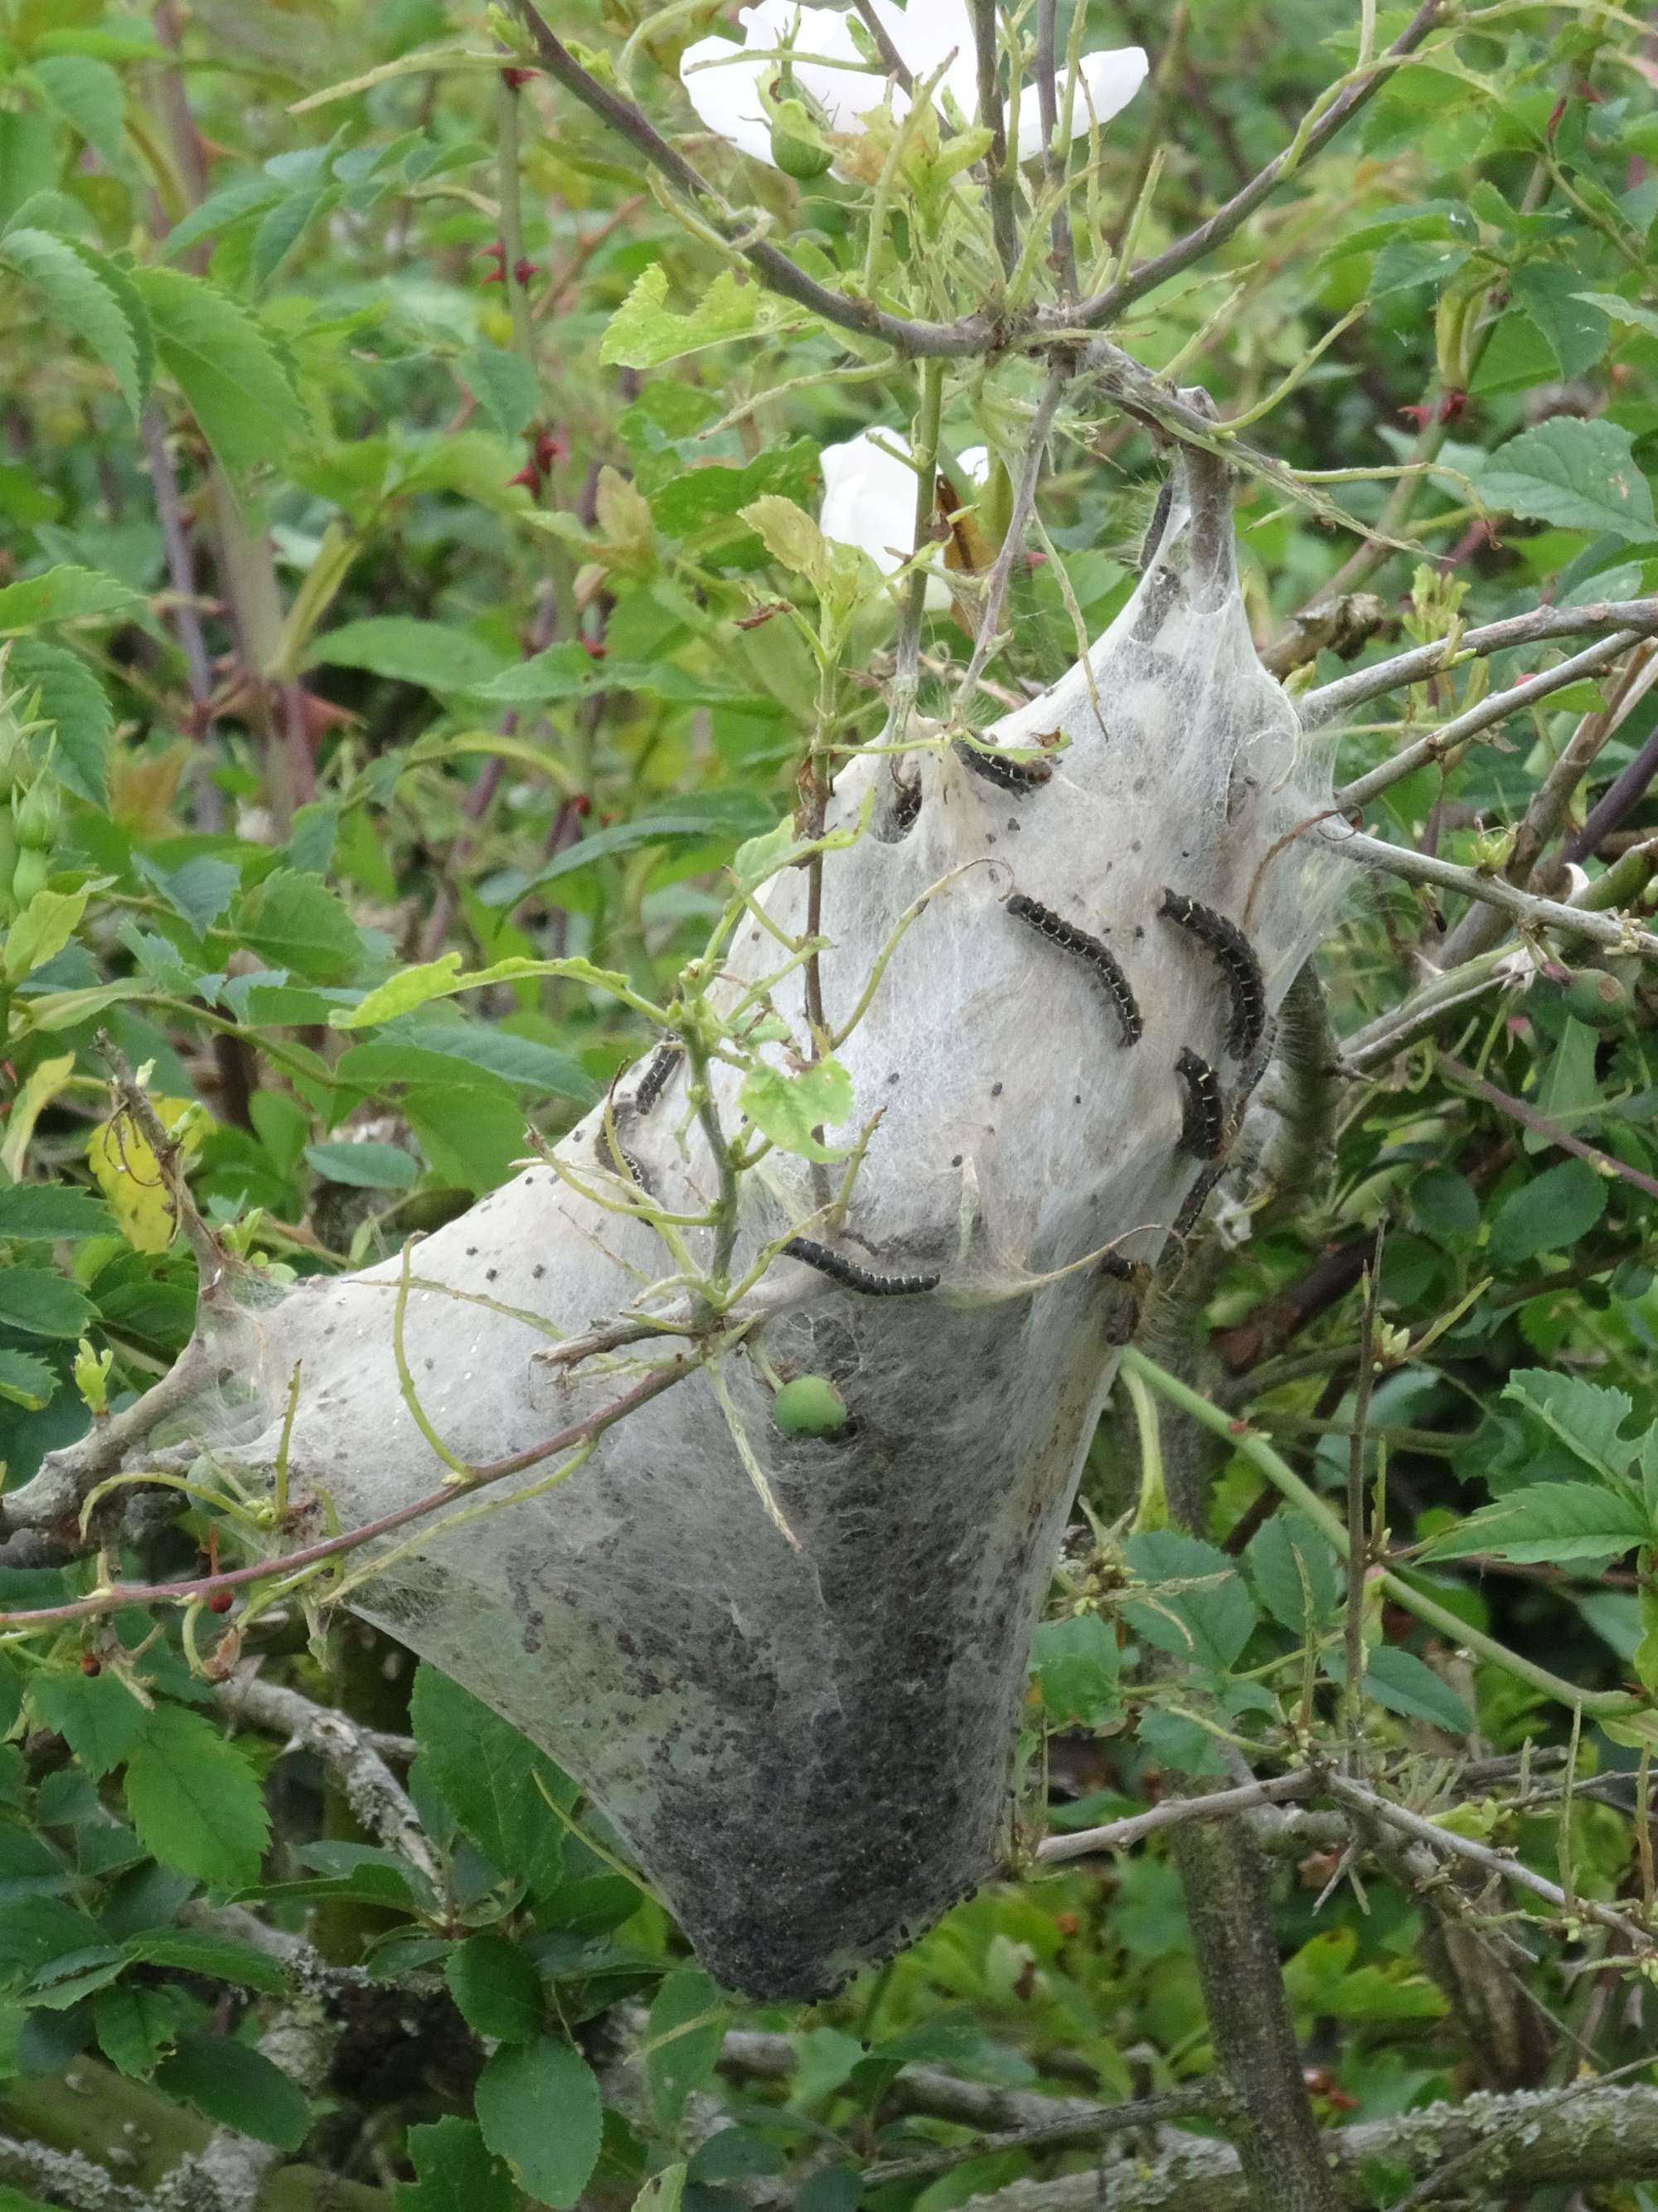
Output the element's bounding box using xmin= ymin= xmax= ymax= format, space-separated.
xmin=10 ymin=845 xmax=48 ymax=906
xmin=772 ymin=1374 xmax=849 ymax=1438
xmin=12 ymin=778 xmax=57 ymax=851
xmin=768 ymin=99 xmax=833 ymax=179
xmin=1563 ymin=968 xmax=1634 ymax=1027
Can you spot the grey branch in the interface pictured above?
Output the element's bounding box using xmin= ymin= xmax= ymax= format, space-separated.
xmin=215 ymin=1669 xmax=443 ymax=1891
xmin=1331 ymin=628 xmax=1651 ymax=810
xmin=1326 ymin=824 xmax=1658 ymax=963
xmin=1035 ymin=1768 xmax=1320 ymax=1863
xmin=1301 ymin=596 xmax=1658 ymax=730
xmin=0 ymin=2133 xmax=153 ymax=2211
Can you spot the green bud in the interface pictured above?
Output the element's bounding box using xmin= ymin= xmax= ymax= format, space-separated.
xmin=772 ymin=1374 xmax=849 ymax=1438
xmin=13 ymin=777 xmax=58 ymax=851
xmin=768 ymin=97 xmax=834 ymax=178
xmin=74 ymin=1336 xmax=114 ymax=1416
xmin=10 ymin=846 xmax=48 ymax=906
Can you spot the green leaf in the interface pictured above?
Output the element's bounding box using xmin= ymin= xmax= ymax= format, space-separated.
xmin=30 ymin=1669 xmax=146 ymax=1779
xmin=95 ymin=1983 xmax=178 ymax=2078
xmin=460 ymin=343 xmax=539 ymax=438
xmin=1361 ymin=1646 xmax=1473 ymax=1734
xmin=1367 ymin=235 xmax=1471 ymax=298
xmin=1488 ymin=1157 xmax=1607 ymax=1266
xmin=234 ymin=868 xmax=364 ymax=985
xmin=1577 ymin=290 xmax=1658 ymax=340
xmin=1510 ymin=264 xmax=1609 ymax=378
xmin=22 ymin=56 xmax=124 ymax=163
xmin=738 ymin=1056 xmax=853 ymax=1162
xmin=397 ymin=2118 xmax=517 ymax=2212
xmin=1030 ymin=1613 xmax=1122 ymax=1727
xmin=1246 ymin=1511 xmax=1340 ymax=1635
xmin=123 ymin=1704 xmax=270 ymax=1887
xmin=1502 ymin=1369 xmax=1636 ymax=1487
xmin=475 ymin=2035 xmax=603 ymax=2210
xmin=334 ymin=953 xmax=632 ymax=1028
xmin=600 ymin=264 xmax=792 ymax=369
xmin=444 ymin=1930 xmax=545 ymax=2044
xmin=128 ymin=266 xmax=304 ymax=476
xmin=382 ymin=1021 xmax=594 ymax=1104
xmin=0 ymin=565 xmax=145 ymax=632
xmin=0 ymin=1185 xmax=113 ymax=1240
xmin=0 ymin=1348 xmax=58 ymax=1410
xmin=632 ymin=2167 xmax=686 ymax=2212
xmin=1424 ymin=1480 xmax=1650 ymax=1564
xmin=119 ymin=1927 xmax=288 ymax=1994
xmin=303 ymin=1139 xmax=419 ymax=1191
xmin=310 ymin=617 xmax=511 ymax=693
xmin=739 ymin=494 xmax=834 ymax=589
xmin=1122 ymin=1530 xmax=1257 ymax=1673
xmin=646 ymin=1967 xmax=728 ymax=2131
xmin=0 ymin=1656 xmax=20 ymax=1738
xmin=409 ymin=1663 xmax=570 ymax=1899
xmin=3 ymin=886 xmax=89 ymax=987
xmin=1479 ymin=418 xmax=1656 ymax=542
xmin=0 ymin=227 xmax=144 ymax=418
xmin=5 ymin=638 xmax=113 ymax=805
xmin=156 ymin=2028 xmax=313 ymax=2150
xmin=0 ymin=1269 xmax=94 ymax=1339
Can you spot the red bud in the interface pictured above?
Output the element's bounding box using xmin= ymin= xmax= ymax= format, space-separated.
xmin=580 ymin=638 xmax=608 ymax=660
xmin=80 ymin=1652 xmax=101 ymax=1676
xmin=501 ymin=66 xmax=537 ymax=89
xmin=570 ymin=793 xmax=593 ymax=816
xmin=506 ymin=463 xmax=542 ymax=492
xmin=208 ymin=1589 xmax=235 ymax=1614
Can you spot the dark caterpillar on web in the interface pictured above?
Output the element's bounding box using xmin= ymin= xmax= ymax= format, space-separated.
xmin=954 ymin=740 xmax=1053 ymax=796
xmin=783 ymin=1238 xmax=940 ymax=1297
xmin=1175 ymin=1047 xmax=1224 ymax=1161
xmin=633 ymin=1043 xmax=681 ymax=1116
xmin=1159 ymin=890 xmax=1266 ymax=1059
xmin=1006 ymin=893 xmax=1142 ymax=1046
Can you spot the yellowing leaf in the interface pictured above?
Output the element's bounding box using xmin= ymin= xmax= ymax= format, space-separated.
xmin=88 ymin=1094 xmax=209 ymax=1254
xmin=109 ymin=740 xmax=190 ymax=835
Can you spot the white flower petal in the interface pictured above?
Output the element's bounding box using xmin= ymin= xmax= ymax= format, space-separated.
xmin=820 ymin=430 xmax=920 ymax=576
xmin=870 ymin=0 xmax=978 ymax=120
xmin=956 ymin=444 xmax=990 ymax=484
xmin=681 ymin=2 xmax=891 ymax=166
xmin=1011 ymin=44 xmax=1148 ymax=153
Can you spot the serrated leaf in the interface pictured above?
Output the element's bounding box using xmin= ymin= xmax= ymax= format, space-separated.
xmin=410 ymin=1663 xmax=570 ymax=1900
xmin=0 ymin=1269 xmax=93 ymax=1339
xmin=303 ymin=1139 xmax=419 ymax=1191
xmin=1030 ymin=1613 xmax=1122 ymax=1727
xmin=1577 ymin=290 xmax=1658 ymax=340
xmin=1511 ymin=264 xmax=1610 ymax=378
xmin=1 ymin=227 xmax=143 ymax=418
xmin=0 ymin=1348 xmax=56 ymax=1410
xmin=0 ymin=1185 xmax=111 ymax=1242
xmin=22 ymin=56 xmax=124 ymax=163
xmin=739 ymin=495 xmax=832 ymax=589
xmin=129 ymin=266 xmax=303 ymax=476
xmin=1361 ymin=1646 xmax=1473 ymax=1734
xmin=632 ymin=2167 xmax=686 ymax=2212
xmin=5 ymin=637 xmax=113 ymax=804
xmin=123 ymin=1705 xmax=270 ymax=1887
xmin=2 ymin=888 xmax=88 ymax=986
xmin=1488 ymin=1157 xmax=1607 ymax=1265
xmin=333 ymin=953 xmax=630 ymax=1028
xmin=1122 ymin=1530 xmax=1258 ymax=1673
xmin=475 ymin=2036 xmax=603 ymax=2210
xmin=397 ymin=2117 xmax=516 ymax=2212
xmin=1480 ymin=418 xmax=1656 ymax=542
xmin=0 ymin=565 xmax=145 ymax=632
xmin=156 ymin=2028 xmax=313 ymax=2149
xmin=95 ymin=1982 xmax=178 ymax=2078
xmin=1501 ymin=1369 xmax=1636 ymax=1486
xmin=1246 ymin=1511 xmax=1340 ymax=1635
xmin=646 ymin=1967 xmax=727 ymax=2131
xmin=30 ymin=1669 xmax=146 ymax=1778
xmin=234 ymin=868 xmax=363 ymax=984
xmin=459 ymin=342 xmax=539 ymax=438
xmin=738 ymin=1056 xmax=853 ymax=1162
xmin=600 ymin=263 xmax=784 ymax=369
xmin=444 ymin=1930 xmax=545 ymax=2044
xmin=309 ymin=616 xmax=511 ymax=694
xmin=1424 ymin=1480 xmax=1650 ymax=1564
xmin=120 ymin=1927 xmax=288 ymax=1994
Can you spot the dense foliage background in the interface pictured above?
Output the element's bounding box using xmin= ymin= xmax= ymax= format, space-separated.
xmin=5 ymin=0 xmax=1658 ymax=2206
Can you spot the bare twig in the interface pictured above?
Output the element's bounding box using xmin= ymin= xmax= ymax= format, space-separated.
xmin=1437 ymin=1054 xmax=1658 ymax=1206
xmin=1036 ymin=1768 xmax=1320 ymax=1863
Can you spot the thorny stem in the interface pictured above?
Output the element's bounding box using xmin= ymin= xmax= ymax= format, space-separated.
xmin=1035 ymin=0 xmax=1079 ymax=293
xmin=1343 ymin=1224 xmax=1384 ymax=1770
xmin=495 ymin=70 xmax=535 ymax=363
xmin=971 ymin=0 xmax=1018 ymax=275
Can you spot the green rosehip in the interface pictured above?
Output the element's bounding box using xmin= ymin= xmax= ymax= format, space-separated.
xmin=1563 ymin=968 xmax=1635 ymax=1027
xmin=12 ymin=778 xmax=58 ymax=851
xmin=772 ymin=1374 xmax=849 ymax=1438
xmin=768 ymin=99 xmax=834 ymax=179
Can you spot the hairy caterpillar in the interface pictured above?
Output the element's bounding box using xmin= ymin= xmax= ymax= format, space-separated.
xmin=1175 ymin=1047 xmax=1224 ymax=1160
xmin=954 ymin=740 xmax=1054 ymax=796
xmin=783 ymin=1238 xmax=940 ymax=1297
xmin=1159 ymin=890 xmax=1266 ymax=1059
xmin=1006 ymin=893 xmax=1142 ymax=1045
xmin=633 ymin=1043 xmax=682 ymax=1116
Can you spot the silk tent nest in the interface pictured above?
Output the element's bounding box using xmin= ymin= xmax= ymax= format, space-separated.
xmin=28 ymin=436 xmax=1339 ymax=2001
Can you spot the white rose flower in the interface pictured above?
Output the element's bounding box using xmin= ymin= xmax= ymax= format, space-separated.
xmin=681 ymin=0 xmax=1146 ymax=172
xmin=819 ymin=430 xmax=990 ymax=608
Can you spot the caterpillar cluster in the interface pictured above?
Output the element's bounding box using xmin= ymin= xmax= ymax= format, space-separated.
xmin=1006 ymin=894 xmax=1142 ymax=1046
xmin=1158 ymin=890 xmax=1266 ymax=1059
xmin=1175 ymin=1047 xmax=1224 ymax=1160
xmin=783 ymin=1238 xmax=940 ymax=1298
xmin=954 ymin=740 xmax=1054 ymax=796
